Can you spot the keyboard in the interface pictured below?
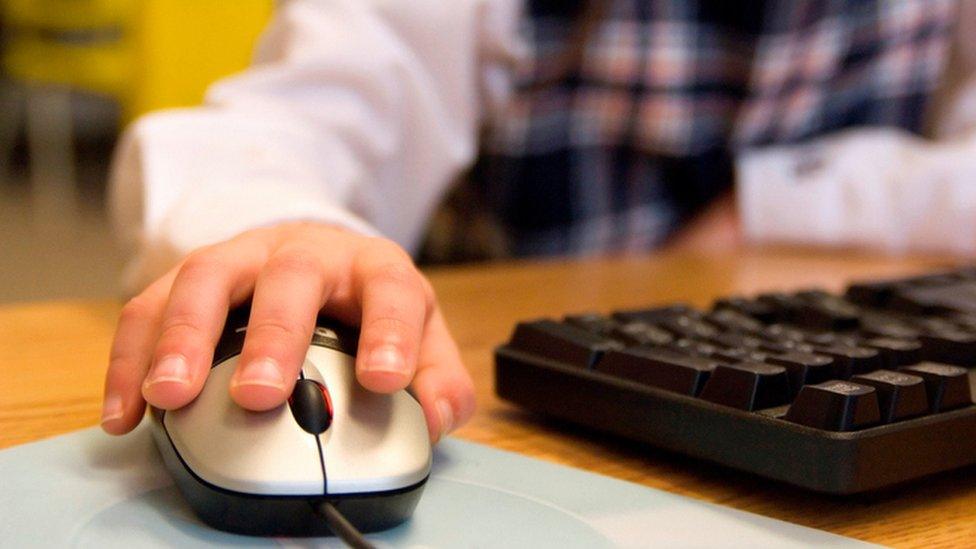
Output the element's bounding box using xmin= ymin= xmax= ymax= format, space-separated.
xmin=494 ymin=267 xmax=976 ymax=494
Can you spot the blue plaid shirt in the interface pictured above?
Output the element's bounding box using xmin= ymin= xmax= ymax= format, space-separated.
xmin=467 ymin=0 xmax=955 ymax=257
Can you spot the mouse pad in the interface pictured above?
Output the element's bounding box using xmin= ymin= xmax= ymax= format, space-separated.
xmin=0 ymin=426 xmax=876 ymax=548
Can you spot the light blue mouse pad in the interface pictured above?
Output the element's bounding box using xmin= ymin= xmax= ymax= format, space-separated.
xmin=0 ymin=426 xmax=876 ymax=548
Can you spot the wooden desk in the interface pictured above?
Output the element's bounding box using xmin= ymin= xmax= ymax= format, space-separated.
xmin=2 ymin=249 xmax=974 ymax=547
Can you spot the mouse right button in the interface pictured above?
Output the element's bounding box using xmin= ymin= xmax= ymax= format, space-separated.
xmin=305 ymin=345 xmax=432 ymax=495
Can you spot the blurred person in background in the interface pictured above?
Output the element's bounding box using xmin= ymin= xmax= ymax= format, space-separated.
xmin=101 ymin=0 xmax=976 ymax=442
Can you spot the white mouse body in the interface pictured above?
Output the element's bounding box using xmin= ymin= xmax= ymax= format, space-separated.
xmin=151 ymin=319 xmax=431 ymax=536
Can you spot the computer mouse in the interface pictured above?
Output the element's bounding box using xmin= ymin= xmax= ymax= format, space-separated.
xmin=150 ymin=309 xmax=432 ymax=536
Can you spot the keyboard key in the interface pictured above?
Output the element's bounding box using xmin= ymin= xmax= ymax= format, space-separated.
xmin=862 ymin=337 xmax=922 ymax=368
xmin=595 ymin=348 xmax=715 ymax=396
xmin=564 ymin=313 xmax=617 ymax=336
xmin=656 ymin=316 xmax=719 ymax=340
xmin=757 ymin=338 xmax=814 ymax=355
xmin=703 ymin=309 xmax=765 ymax=333
xmin=889 ymin=283 xmax=976 ymax=315
xmin=707 ymin=331 xmax=764 ymax=350
xmin=850 ymin=370 xmax=929 ymax=422
xmin=699 ymin=362 xmax=790 ymax=411
xmin=949 ymin=313 xmax=976 ymax=331
xmin=793 ymin=306 xmax=860 ymax=332
xmin=667 ymin=338 xmax=720 ymax=358
xmin=811 ymin=345 xmax=884 ymax=378
xmin=917 ymin=330 xmax=976 ymax=367
xmin=759 ymin=324 xmax=807 ymax=342
xmin=901 ymin=363 xmax=973 ymax=412
xmin=709 ymin=347 xmax=769 ymax=364
xmin=508 ymin=320 xmax=622 ymax=369
xmin=756 ymin=293 xmax=806 ymax=323
xmin=764 ymin=352 xmax=835 ymax=396
xmin=785 ymin=381 xmax=881 ymax=431
xmin=846 ymin=281 xmax=899 ymax=307
xmin=713 ymin=297 xmax=778 ymax=323
xmin=859 ymin=312 xmax=923 ymax=340
xmin=612 ymin=305 xmax=698 ymax=325
xmin=792 ymin=292 xmax=861 ymax=331
xmin=608 ymin=322 xmax=674 ymax=347
xmin=802 ymin=332 xmax=859 ymax=347
xmin=913 ymin=317 xmax=962 ymax=333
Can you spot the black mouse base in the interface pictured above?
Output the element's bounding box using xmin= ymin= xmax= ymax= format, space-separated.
xmin=152 ymin=421 xmax=426 ymax=537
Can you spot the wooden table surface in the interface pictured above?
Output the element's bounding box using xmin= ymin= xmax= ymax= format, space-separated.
xmin=2 ymin=248 xmax=974 ymax=547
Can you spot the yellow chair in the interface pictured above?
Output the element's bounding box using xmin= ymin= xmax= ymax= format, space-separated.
xmin=0 ymin=0 xmax=273 ymax=231
xmin=1 ymin=0 xmax=274 ymax=120
xmin=2 ymin=0 xmax=137 ymax=102
xmin=129 ymin=0 xmax=275 ymax=120
xmin=2 ymin=0 xmax=135 ymax=30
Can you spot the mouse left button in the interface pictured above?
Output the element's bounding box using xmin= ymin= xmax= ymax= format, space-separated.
xmin=162 ymin=356 xmax=326 ymax=496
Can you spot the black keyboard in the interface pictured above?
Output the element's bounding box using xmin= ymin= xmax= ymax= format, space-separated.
xmin=494 ymin=268 xmax=976 ymax=494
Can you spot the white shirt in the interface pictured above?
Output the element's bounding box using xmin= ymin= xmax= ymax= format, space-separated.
xmin=110 ymin=0 xmax=976 ymax=292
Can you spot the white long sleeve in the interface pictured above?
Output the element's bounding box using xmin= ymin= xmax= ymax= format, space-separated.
xmin=736 ymin=2 xmax=976 ymax=254
xmin=110 ymin=0 xmax=522 ymax=291
xmin=113 ymin=0 xmax=976 ymax=292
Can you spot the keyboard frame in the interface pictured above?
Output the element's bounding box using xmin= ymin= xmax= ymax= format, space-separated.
xmin=496 ymin=347 xmax=976 ymax=494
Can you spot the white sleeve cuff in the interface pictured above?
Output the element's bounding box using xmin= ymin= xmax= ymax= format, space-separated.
xmin=736 ymin=128 xmax=976 ymax=255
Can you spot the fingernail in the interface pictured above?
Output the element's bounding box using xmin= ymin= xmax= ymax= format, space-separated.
xmin=101 ymin=394 xmax=124 ymax=424
xmin=145 ymin=355 xmax=189 ymax=387
xmin=364 ymin=345 xmax=405 ymax=374
xmin=435 ymin=399 xmax=454 ymax=439
xmin=232 ymin=358 xmax=286 ymax=390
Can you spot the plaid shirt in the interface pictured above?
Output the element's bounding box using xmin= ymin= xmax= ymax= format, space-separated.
xmin=447 ymin=0 xmax=956 ymax=259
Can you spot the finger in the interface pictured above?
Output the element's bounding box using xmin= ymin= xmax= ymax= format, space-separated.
xmin=231 ymin=248 xmax=334 ymax=410
xmin=353 ymin=242 xmax=430 ymax=393
xmin=410 ymin=308 xmax=475 ymax=443
xmin=143 ymin=242 xmax=267 ymax=410
xmin=101 ymin=268 xmax=178 ymax=435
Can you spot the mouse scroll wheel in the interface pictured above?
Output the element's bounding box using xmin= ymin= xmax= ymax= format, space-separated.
xmin=288 ymin=379 xmax=333 ymax=434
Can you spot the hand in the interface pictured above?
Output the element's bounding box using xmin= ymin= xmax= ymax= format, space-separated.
xmin=665 ymin=193 xmax=742 ymax=253
xmin=100 ymin=222 xmax=475 ymax=443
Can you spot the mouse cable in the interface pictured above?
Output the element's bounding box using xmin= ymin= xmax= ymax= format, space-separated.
xmin=313 ymin=500 xmax=377 ymax=549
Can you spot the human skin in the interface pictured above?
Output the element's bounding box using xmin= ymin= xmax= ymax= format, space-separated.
xmin=665 ymin=193 xmax=742 ymax=253
xmin=100 ymin=222 xmax=476 ymax=443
